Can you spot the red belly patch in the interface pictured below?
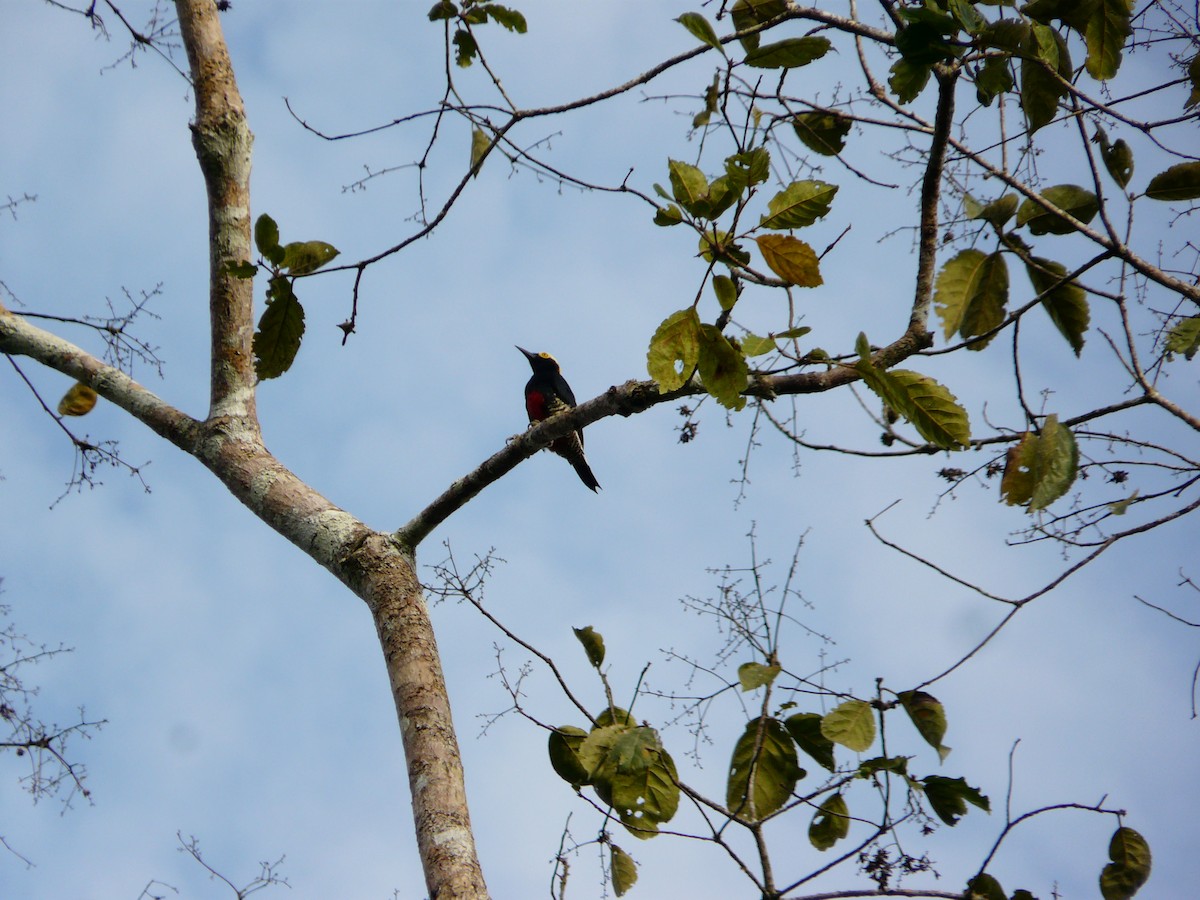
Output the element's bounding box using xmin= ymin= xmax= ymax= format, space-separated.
xmin=525 ymin=390 xmax=548 ymax=421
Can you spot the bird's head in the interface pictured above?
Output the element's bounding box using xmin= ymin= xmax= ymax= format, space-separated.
xmin=517 ymin=346 xmax=561 ymax=373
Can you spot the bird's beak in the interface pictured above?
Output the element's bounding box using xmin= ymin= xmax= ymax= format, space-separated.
xmin=516 ymin=345 xmax=537 ymax=362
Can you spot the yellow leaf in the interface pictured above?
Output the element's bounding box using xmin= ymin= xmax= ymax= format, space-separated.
xmin=57 ymin=382 xmax=98 ymax=416
xmin=470 ymin=126 xmax=490 ymax=175
xmin=755 ymin=234 xmax=823 ymax=286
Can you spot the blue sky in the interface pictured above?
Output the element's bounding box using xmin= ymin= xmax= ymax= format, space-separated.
xmin=3 ymin=3 xmax=1198 ymax=898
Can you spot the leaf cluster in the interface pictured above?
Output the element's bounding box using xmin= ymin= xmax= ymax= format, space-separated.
xmin=646 ymin=148 xmax=838 ymax=413
xmin=231 ymin=213 xmax=340 ymax=380
xmin=428 ymin=1 xmax=527 ymax=67
xmin=966 ymin=826 xmax=1150 ymax=900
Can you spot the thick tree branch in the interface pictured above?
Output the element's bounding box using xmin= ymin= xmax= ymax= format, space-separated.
xmin=396 ymin=379 xmax=677 ymax=548
xmin=177 ymin=0 xmax=257 ymax=422
xmin=0 ymin=310 xmax=200 ymax=452
xmin=3 ymin=305 xmax=488 ymax=898
xmin=908 ymin=68 xmax=956 ymax=335
xmin=170 ymin=5 xmax=489 ymax=897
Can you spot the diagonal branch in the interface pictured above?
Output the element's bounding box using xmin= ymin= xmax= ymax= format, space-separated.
xmin=396 ymin=379 xmax=680 ymax=548
xmin=0 ymin=311 xmax=200 ymax=452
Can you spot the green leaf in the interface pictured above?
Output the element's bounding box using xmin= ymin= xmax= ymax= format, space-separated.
xmin=676 ymin=12 xmax=724 ymax=53
xmin=948 ymin=0 xmax=987 ymax=34
xmin=966 ymin=872 xmax=1007 ymax=900
xmin=1094 ymin=126 xmax=1134 ymax=188
xmin=855 ymin=337 xmax=972 ymax=449
xmin=453 ymin=28 xmax=478 ymax=67
xmin=668 ymin=159 xmax=710 ymax=213
xmin=1145 ymin=161 xmax=1200 ymax=202
xmin=254 ymin=213 xmax=283 ymax=265
xmin=744 ymin=36 xmax=831 ymax=69
xmin=964 ymin=193 xmax=1018 ymax=228
xmin=1083 ymin=0 xmax=1132 ymax=80
xmin=809 ymin=792 xmax=850 ymax=851
xmin=887 ymin=370 xmax=972 ymax=449
xmin=934 ymin=249 xmax=1009 ymax=346
xmin=726 ymin=717 xmax=803 ymax=821
xmin=1016 ymin=184 xmax=1100 ymax=235
xmin=653 ymin=204 xmax=685 ymax=226
xmin=1023 ymin=0 xmax=1097 ymax=29
xmin=481 ymin=4 xmax=527 ymax=33
xmin=792 ymin=111 xmax=852 ymax=156
xmin=981 ymin=19 xmax=1030 ymax=52
xmin=573 ymin=625 xmax=605 ymax=669
xmin=856 ymin=755 xmax=910 ymax=778
xmin=699 ymin=229 xmax=751 ymax=267
xmin=889 ymin=58 xmax=932 ymax=103
xmin=647 ymin=308 xmax=701 ymax=392
xmin=896 ymin=20 xmax=958 ymax=65
xmin=1104 ymin=141 xmax=1134 ymax=189
xmin=427 ymin=1 xmax=457 ymax=21
xmin=784 ymin=712 xmax=836 ymax=771
xmin=759 ymin=180 xmax=838 ymax=229
xmin=1020 ymin=24 xmax=1071 ymax=133
xmin=978 ymin=194 xmax=1019 ymax=228
xmin=1108 ymin=490 xmax=1138 ymax=515
xmin=583 ymin=724 xmax=680 ymax=839
xmin=697 ymin=324 xmax=749 ymax=410
xmin=740 ymin=334 xmax=776 ymax=356
xmin=280 ymin=240 xmax=339 ymax=276
xmin=737 ymin=661 xmax=781 ymax=691
xmin=596 ymin=707 xmax=635 ymax=727
xmin=713 ymin=274 xmax=738 ymax=310
xmin=899 ymin=690 xmax=950 ymax=762
xmin=896 ymin=4 xmax=959 ymax=30
xmin=975 ymin=55 xmax=1015 ymax=105
xmin=254 ymin=277 xmax=305 ymax=380
xmin=922 ymin=775 xmax=990 ymax=826
xmin=730 ymin=0 xmax=787 ymax=51
xmin=1165 ymin=316 xmax=1200 ymax=360
xmin=727 ymin=147 xmax=771 ymax=189
xmin=1000 ymin=414 xmax=1079 ymax=510
xmin=755 ymin=234 xmax=823 ymax=286
xmin=1100 ymin=826 xmax=1151 ymax=900
xmin=705 ymin=174 xmax=741 ymax=218
xmin=548 ymin=726 xmax=590 ymax=787
xmin=892 ymin=369 xmax=974 ymax=448
xmin=775 ymin=326 xmax=813 ymax=340
xmin=611 ymin=844 xmax=638 ymax=897
xmin=694 ymin=73 xmax=720 ymax=128
xmin=1025 ymin=257 xmax=1089 ymax=355
xmin=224 ymin=260 xmax=258 ymax=279
xmin=470 ymin=125 xmax=490 ymax=174
xmin=820 ymin=699 xmax=876 ymax=753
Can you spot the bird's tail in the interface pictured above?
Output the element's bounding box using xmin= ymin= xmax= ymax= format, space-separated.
xmin=552 ymin=434 xmax=601 ymax=492
xmin=570 ymin=454 xmax=601 ymax=492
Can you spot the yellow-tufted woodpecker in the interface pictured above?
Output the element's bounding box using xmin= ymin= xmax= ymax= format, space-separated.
xmin=517 ymin=346 xmax=600 ymax=492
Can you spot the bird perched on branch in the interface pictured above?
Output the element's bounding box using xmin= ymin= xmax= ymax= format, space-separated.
xmin=517 ymin=346 xmax=601 ymax=492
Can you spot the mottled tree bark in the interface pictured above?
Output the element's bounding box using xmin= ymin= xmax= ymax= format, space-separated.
xmin=0 ymin=2 xmax=489 ymax=896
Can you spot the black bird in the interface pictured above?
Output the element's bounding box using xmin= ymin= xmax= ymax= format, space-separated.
xmin=517 ymin=346 xmax=601 ymax=492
